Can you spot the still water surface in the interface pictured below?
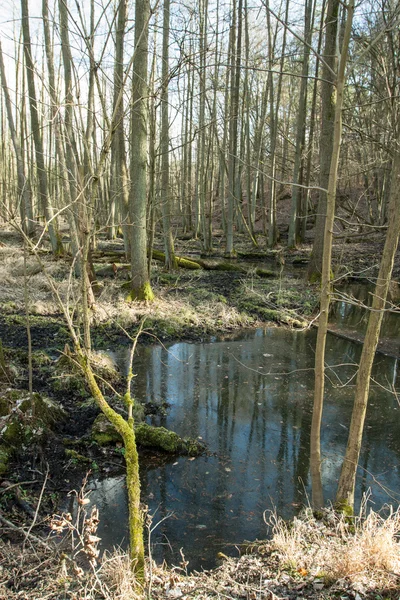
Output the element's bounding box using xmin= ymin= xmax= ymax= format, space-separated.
xmin=86 ymin=327 xmax=400 ymax=570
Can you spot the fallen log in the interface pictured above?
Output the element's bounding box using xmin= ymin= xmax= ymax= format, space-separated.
xmin=151 ymin=249 xmax=201 ymax=270
xmin=91 ymin=414 xmax=205 ymax=456
xmin=93 ymin=249 xmax=276 ymax=277
xmin=151 ymin=250 xmax=275 ymax=277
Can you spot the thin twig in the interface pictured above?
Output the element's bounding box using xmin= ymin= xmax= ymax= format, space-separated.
xmin=24 ymin=465 xmax=49 ymax=547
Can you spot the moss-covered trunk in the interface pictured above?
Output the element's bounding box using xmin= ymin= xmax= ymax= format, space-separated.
xmin=78 ymin=354 xmax=144 ymax=578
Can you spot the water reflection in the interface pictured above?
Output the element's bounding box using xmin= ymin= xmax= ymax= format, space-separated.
xmin=331 ymin=282 xmax=400 ymax=342
xmin=91 ymin=329 xmax=400 ymax=571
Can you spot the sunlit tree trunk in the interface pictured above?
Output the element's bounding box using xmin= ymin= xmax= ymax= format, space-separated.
xmin=0 ymin=41 xmax=34 ymax=235
xmin=302 ymin=0 xmax=326 ymax=240
xmin=160 ymin=0 xmax=177 ymax=269
xmin=226 ymin=0 xmax=243 ymax=257
xmin=310 ymin=0 xmax=354 ymax=509
xmin=336 ymin=146 xmax=400 ymax=510
xmin=288 ymin=0 xmax=313 ymax=247
xmin=111 ymin=0 xmax=130 ymax=253
xmin=21 ymin=0 xmax=62 ymax=254
xmin=266 ymin=0 xmax=287 ymax=248
xmin=128 ymin=0 xmax=154 ymax=301
xmin=308 ymin=0 xmax=339 ymax=281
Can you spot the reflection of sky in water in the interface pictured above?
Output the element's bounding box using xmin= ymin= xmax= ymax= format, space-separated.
xmin=89 ymin=328 xmax=400 ymax=571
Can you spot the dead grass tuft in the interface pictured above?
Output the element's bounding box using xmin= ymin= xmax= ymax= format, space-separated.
xmin=265 ymin=506 xmax=400 ymax=591
xmin=98 ymin=550 xmax=143 ymax=600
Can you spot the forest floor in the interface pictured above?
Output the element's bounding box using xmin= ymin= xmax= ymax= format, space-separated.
xmin=1 ymin=501 xmax=400 ymax=599
xmin=0 ymin=225 xmax=399 ymax=599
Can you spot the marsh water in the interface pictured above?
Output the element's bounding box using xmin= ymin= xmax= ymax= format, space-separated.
xmin=84 ymin=321 xmax=400 ymax=571
xmin=330 ymin=282 xmax=400 ymax=347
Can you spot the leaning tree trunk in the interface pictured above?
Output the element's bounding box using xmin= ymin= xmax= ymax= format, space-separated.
xmin=336 ymin=147 xmax=400 ymax=510
xmin=310 ymin=0 xmax=354 ymax=509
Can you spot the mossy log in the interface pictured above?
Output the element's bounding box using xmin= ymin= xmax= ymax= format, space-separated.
xmin=152 ymin=250 xmax=275 ymax=277
xmin=135 ymin=423 xmax=204 ymax=455
xmin=92 ymin=414 xmax=204 ymax=456
xmin=92 ymin=248 xmax=276 ymax=277
xmin=151 ymin=249 xmax=201 ymax=270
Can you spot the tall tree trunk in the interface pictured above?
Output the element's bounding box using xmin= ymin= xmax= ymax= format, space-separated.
xmin=266 ymin=0 xmax=287 ymax=248
xmin=128 ymin=0 xmax=154 ymax=301
xmin=111 ymin=0 xmax=130 ymax=253
xmin=310 ymin=0 xmax=354 ymax=509
xmin=336 ymin=147 xmax=400 ymax=510
xmin=288 ymin=0 xmax=312 ymax=247
xmin=307 ymin=0 xmax=339 ymax=281
xmin=302 ymin=0 xmax=326 ymax=240
xmin=160 ymin=0 xmax=177 ymax=269
xmin=58 ymin=0 xmax=84 ymax=277
xmin=21 ymin=0 xmax=62 ymax=254
xmin=0 ymin=40 xmax=34 ymax=235
xmin=226 ymin=0 xmax=243 ymax=257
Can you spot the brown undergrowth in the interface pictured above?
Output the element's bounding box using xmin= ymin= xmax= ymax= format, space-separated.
xmin=1 ymin=506 xmax=399 ymax=599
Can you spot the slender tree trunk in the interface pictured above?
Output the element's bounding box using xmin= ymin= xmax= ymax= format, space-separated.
xmin=336 ymin=147 xmax=400 ymax=510
xmin=21 ymin=0 xmax=62 ymax=254
xmin=307 ymin=0 xmax=339 ymax=281
xmin=310 ymin=0 xmax=354 ymax=509
xmin=128 ymin=0 xmax=154 ymax=301
xmin=226 ymin=0 xmax=243 ymax=257
xmin=288 ymin=0 xmax=312 ymax=247
xmin=160 ymin=0 xmax=177 ymax=269
xmin=0 ymin=40 xmax=34 ymax=235
xmin=266 ymin=0 xmax=288 ymax=247
xmin=302 ymin=0 xmax=326 ymax=240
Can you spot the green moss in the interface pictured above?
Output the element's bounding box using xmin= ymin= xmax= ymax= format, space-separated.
xmin=0 ymin=446 xmax=11 ymax=475
xmin=0 ymin=390 xmax=66 ymax=475
xmin=92 ymin=414 xmax=122 ymax=445
xmin=135 ymin=423 xmax=183 ymax=452
xmin=308 ymin=271 xmax=321 ymax=284
xmin=135 ymin=423 xmax=203 ymax=455
xmin=2 ymin=419 xmax=24 ymax=445
xmin=152 ymin=249 xmax=201 ymax=270
xmin=0 ymin=395 xmax=12 ymax=417
xmin=65 ymin=449 xmax=91 ymax=464
xmin=334 ymin=499 xmax=354 ymax=517
xmin=126 ymin=281 xmax=155 ymax=302
xmin=31 ymin=351 xmax=52 ymax=367
xmin=91 ymin=415 xmax=203 ymax=455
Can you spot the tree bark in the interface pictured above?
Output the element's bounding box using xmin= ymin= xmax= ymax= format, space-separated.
xmin=0 ymin=40 xmax=34 ymax=235
xmin=307 ymin=0 xmax=339 ymax=281
xmin=336 ymin=147 xmax=400 ymax=509
xmin=288 ymin=0 xmax=312 ymax=247
xmin=160 ymin=0 xmax=177 ymax=269
xmin=310 ymin=0 xmax=354 ymax=509
xmin=128 ymin=0 xmax=154 ymax=301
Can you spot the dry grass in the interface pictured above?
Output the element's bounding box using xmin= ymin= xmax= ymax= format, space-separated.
xmin=1 ymin=506 xmax=400 ymax=599
xmin=266 ymin=506 xmax=400 ymax=592
xmin=0 ymin=241 xmax=254 ymax=337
